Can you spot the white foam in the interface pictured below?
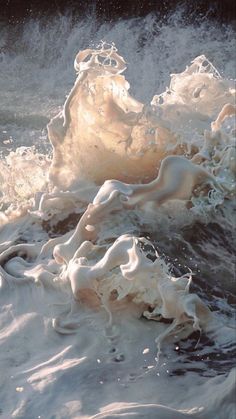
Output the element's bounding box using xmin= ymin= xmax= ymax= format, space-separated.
xmin=0 ymin=14 xmax=235 ymax=419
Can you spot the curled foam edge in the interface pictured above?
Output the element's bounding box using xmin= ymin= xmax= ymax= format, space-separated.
xmin=46 ymin=45 xmax=235 ymax=190
xmin=0 ymin=47 xmax=235 ymax=347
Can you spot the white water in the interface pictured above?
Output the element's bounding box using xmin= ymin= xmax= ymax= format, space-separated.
xmin=0 ymin=12 xmax=235 ymax=419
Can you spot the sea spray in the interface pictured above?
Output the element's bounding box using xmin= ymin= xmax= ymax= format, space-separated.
xmin=0 ymin=12 xmax=235 ymax=419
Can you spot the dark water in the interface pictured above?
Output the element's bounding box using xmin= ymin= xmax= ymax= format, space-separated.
xmin=1 ymin=0 xmax=236 ymax=23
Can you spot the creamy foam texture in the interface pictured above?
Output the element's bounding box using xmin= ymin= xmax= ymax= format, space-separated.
xmin=1 ymin=46 xmax=235 ymax=336
xmin=48 ymin=45 xmax=235 ymax=189
xmin=0 ymin=40 xmax=235 ymax=418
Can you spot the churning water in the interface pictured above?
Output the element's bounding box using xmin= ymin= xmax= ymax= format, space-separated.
xmin=0 ymin=10 xmax=235 ymax=419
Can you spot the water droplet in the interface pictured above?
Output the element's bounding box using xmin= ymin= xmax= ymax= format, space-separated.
xmin=16 ymin=387 xmax=24 ymax=392
xmin=114 ymin=354 xmax=125 ymax=362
